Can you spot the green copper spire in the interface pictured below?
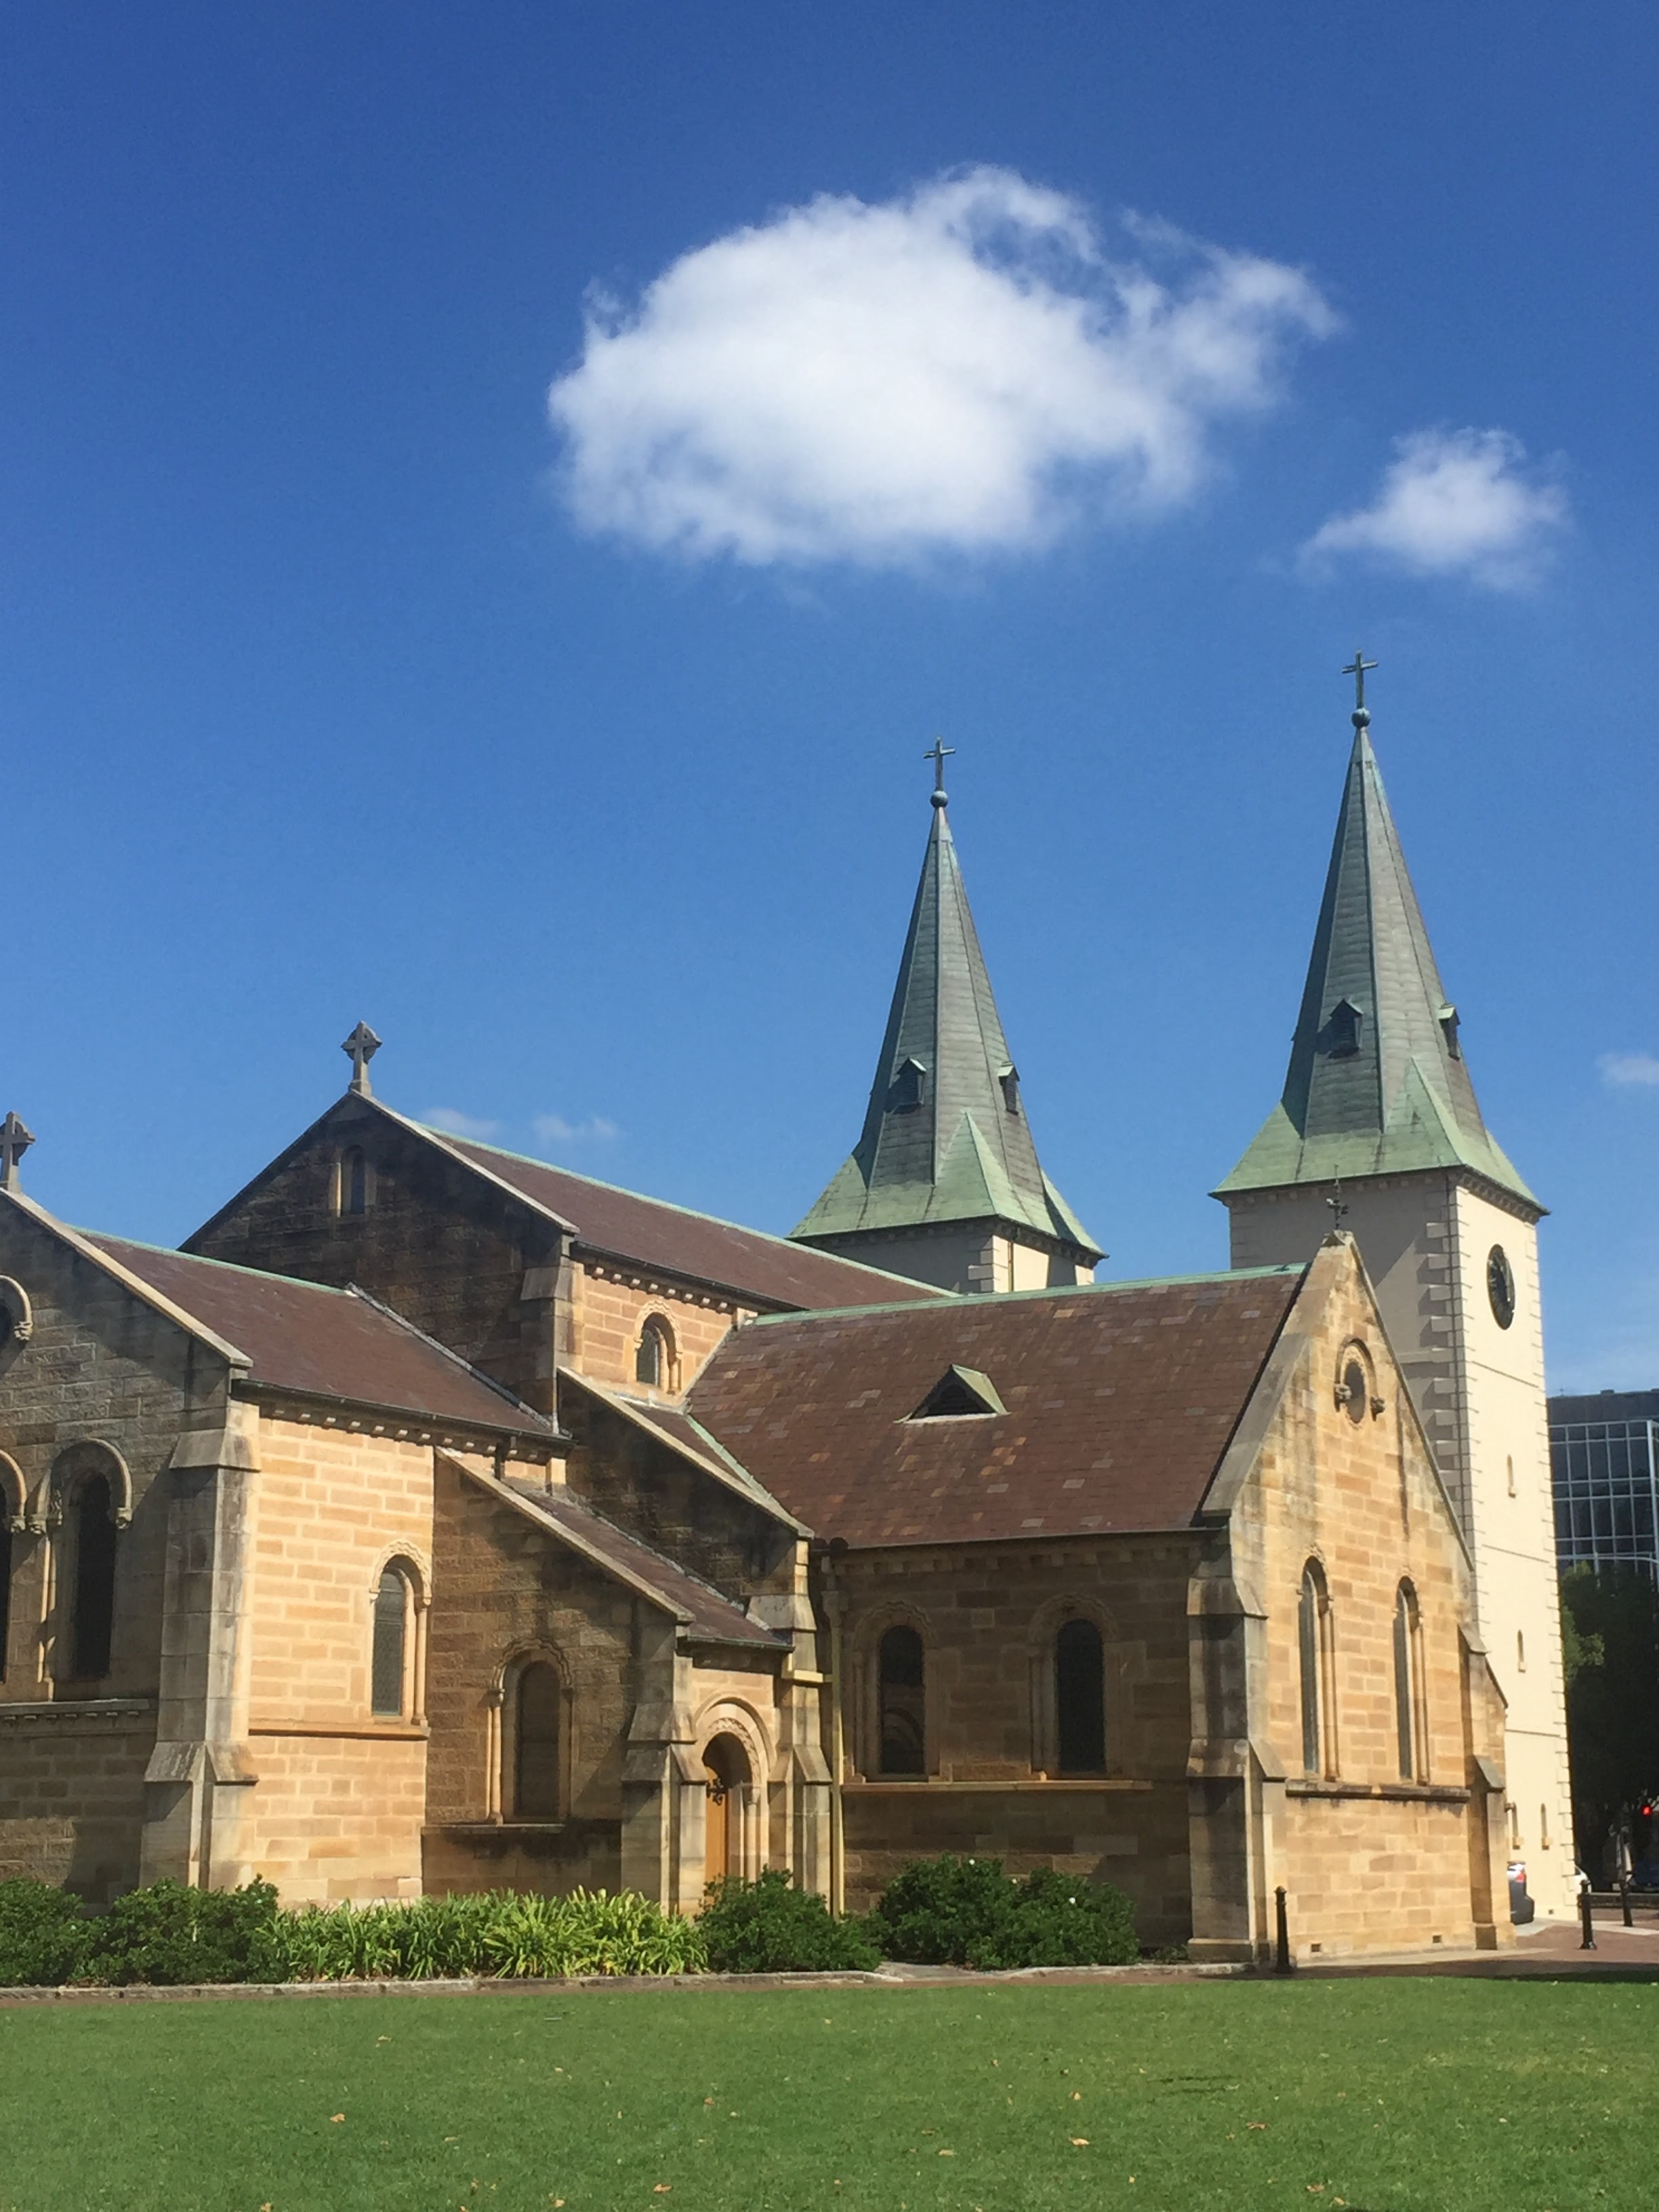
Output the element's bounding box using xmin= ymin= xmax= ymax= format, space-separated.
xmin=1218 ymin=672 xmax=1537 ymax=1206
xmin=793 ymin=758 xmax=1100 ymax=1263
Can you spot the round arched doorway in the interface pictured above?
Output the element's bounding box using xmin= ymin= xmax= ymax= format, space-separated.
xmin=702 ymin=1733 xmax=750 ymax=1887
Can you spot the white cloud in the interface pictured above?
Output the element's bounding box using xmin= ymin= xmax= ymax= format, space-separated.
xmin=548 ymin=169 xmax=1333 ymax=565
xmin=1302 ymin=428 xmax=1567 ymax=589
xmin=533 ymin=1114 xmax=621 ymax=1146
xmin=1600 ymin=1053 xmax=1659 ymax=1088
xmin=426 ymin=1107 xmax=501 ymax=1139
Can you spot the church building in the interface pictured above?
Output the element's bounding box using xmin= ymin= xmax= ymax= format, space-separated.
xmin=0 ymin=674 xmax=1563 ymax=1961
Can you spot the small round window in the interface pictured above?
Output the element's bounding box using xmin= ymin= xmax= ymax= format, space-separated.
xmin=1341 ymin=1359 xmax=1368 ymax=1424
xmin=1487 ymin=1246 xmax=1516 ymax=1330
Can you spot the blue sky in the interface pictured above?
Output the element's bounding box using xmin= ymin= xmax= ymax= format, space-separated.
xmin=3 ymin=1 xmax=1654 ymax=1388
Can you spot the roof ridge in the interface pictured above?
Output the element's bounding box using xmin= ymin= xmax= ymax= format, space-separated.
xmin=731 ymin=1262 xmax=1306 ymax=1332
xmin=430 ymin=1128 xmax=951 ymax=1294
xmin=87 ymin=1229 xmax=355 ymax=1297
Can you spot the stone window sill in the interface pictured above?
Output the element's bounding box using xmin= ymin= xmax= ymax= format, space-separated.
xmin=844 ymin=1777 xmax=1155 ymax=1795
xmin=1286 ymin=1778 xmax=1470 ymax=1804
xmin=431 ymin=1821 xmax=570 ymax=1836
xmin=248 ymin=1718 xmax=430 ymax=1740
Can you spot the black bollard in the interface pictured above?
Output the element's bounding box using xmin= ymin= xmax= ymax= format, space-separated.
xmin=1580 ymin=1887 xmax=1597 ymax=1950
xmin=1622 ymin=1879 xmax=1634 ymax=1929
xmin=1274 ymin=1885 xmax=1294 ymax=1974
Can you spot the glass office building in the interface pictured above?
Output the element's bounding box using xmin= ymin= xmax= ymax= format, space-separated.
xmin=1549 ymin=1389 xmax=1659 ymax=1578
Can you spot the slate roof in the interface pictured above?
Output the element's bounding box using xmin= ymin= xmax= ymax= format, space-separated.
xmin=426 ymin=1132 xmax=945 ymax=1312
xmin=686 ymin=1267 xmax=1304 ymax=1549
xmin=87 ymin=1235 xmax=553 ymax=1437
xmin=1218 ymin=721 xmax=1537 ymax=1208
xmin=792 ymin=792 xmax=1100 ymax=1259
xmin=495 ymin=1475 xmax=787 ymax=1649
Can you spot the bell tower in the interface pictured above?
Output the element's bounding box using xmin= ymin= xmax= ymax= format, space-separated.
xmin=1214 ymin=660 xmax=1574 ymax=1917
xmin=792 ymin=747 xmax=1101 ymax=1294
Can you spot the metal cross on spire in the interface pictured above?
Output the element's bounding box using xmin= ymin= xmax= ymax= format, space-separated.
xmin=1343 ymin=650 xmax=1378 ymax=722
xmin=0 ymin=1111 xmax=35 ymax=1191
xmin=341 ymin=1022 xmax=382 ymax=1097
xmin=924 ymin=737 xmax=956 ymax=809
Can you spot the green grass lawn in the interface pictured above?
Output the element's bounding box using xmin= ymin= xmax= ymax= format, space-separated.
xmin=1 ymin=1977 xmax=1654 ymax=2212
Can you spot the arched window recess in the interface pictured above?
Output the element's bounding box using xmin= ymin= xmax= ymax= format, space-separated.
xmin=1054 ymin=1615 xmax=1107 ymax=1775
xmin=634 ymin=1313 xmax=677 ymax=1391
xmin=369 ymin=1558 xmax=425 ymax=1721
xmin=1297 ymin=1560 xmax=1336 ymax=1779
xmin=1393 ymin=1580 xmax=1426 ymax=1782
xmin=876 ymin=1623 xmax=926 ymax=1778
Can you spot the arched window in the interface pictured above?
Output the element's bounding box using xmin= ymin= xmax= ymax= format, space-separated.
xmin=371 ymin=1566 xmax=410 ymax=1717
xmin=878 ymin=1625 xmax=926 ymax=1776
xmin=341 ymin=1147 xmax=369 ymax=1217
xmin=1298 ymin=1562 xmax=1332 ymax=1777
xmin=1055 ymin=1617 xmax=1106 ymax=1774
xmin=71 ymin=1476 xmax=117 ymax=1681
xmin=0 ymin=1518 xmax=11 ymax=1683
xmin=634 ymin=1315 xmax=675 ymax=1389
xmin=514 ymin=1661 xmax=562 ymax=1820
xmin=1393 ymin=1582 xmax=1422 ymax=1780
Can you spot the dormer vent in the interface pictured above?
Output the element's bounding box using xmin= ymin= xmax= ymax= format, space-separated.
xmin=906 ymin=1365 xmax=1006 ymax=1420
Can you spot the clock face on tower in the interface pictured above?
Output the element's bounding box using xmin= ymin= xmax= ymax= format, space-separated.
xmin=1487 ymin=1245 xmax=1516 ymax=1330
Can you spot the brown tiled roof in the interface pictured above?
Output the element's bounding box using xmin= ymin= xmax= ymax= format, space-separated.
xmin=497 ymin=1477 xmax=787 ymax=1649
xmin=88 ymin=1236 xmax=553 ymax=1437
xmin=432 ymin=1134 xmax=946 ymax=1313
xmin=686 ymin=1268 xmax=1305 ymax=1548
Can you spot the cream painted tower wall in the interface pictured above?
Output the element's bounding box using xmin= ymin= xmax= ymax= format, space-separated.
xmin=1225 ymin=1172 xmax=1576 ymax=1918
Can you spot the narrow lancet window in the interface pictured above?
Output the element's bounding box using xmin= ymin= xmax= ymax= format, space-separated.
xmin=342 ymin=1147 xmax=369 ymax=1217
xmin=1298 ymin=1563 xmax=1329 ymax=1776
xmin=1393 ymin=1582 xmax=1419 ymax=1780
xmin=371 ymin=1568 xmax=408 ymax=1717
xmin=878 ymin=1625 xmax=925 ymax=1776
xmin=71 ymin=1477 xmax=117 ymax=1681
xmin=635 ymin=1317 xmax=670 ymax=1387
xmin=514 ymin=1661 xmax=562 ymax=1820
xmin=1055 ymin=1617 xmax=1105 ymax=1774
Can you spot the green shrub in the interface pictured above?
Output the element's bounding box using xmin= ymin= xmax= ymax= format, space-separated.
xmin=0 ymin=1878 xmax=91 ymax=1986
xmin=477 ymin=1889 xmax=707 ymax=1978
xmin=281 ymin=1888 xmax=706 ymax=1981
xmin=870 ymin=1854 xmax=1137 ymax=1969
xmin=80 ymin=1879 xmax=287 ymax=1986
xmin=697 ymin=1868 xmax=881 ymax=1974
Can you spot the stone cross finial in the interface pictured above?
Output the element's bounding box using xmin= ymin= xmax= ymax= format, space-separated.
xmin=924 ymin=737 xmax=956 ymax=808
xmin=342 ymin=1022 xmax=382 ymax=1097
xmin=1343 ymin=651 xmax=1378 ymax=720
xmin=0 ymin=1111 xmax=35 ymax=1191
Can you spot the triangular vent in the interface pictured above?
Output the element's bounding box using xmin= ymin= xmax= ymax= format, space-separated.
xmin=906 ymin=1365 xmax=1006 ymax=1420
